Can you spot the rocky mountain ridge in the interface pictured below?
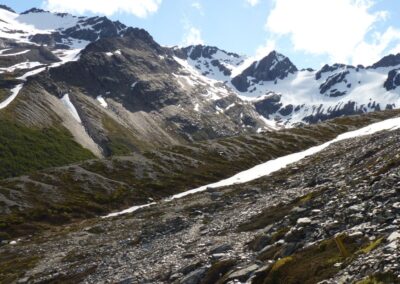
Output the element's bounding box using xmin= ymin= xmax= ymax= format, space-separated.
xmin=0 ymin=6 xmax=271 ymax=166
xmin=185 ymin=45 xmax=400 ymax=126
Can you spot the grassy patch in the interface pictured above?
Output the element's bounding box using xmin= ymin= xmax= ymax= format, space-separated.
xmin=0 ymin=253 xmax=39 ymax=283
xmin=0 ymin=118 xmax=95 ymax=179
xmin=102 ymin=115 xmax=146 ymax=155
xmin=358 ymin=237 xmax=383 ymax=254
xmin=201 ymin=259 xmax=237 ymax=284
xmin=253 ymin=235 xmax=368 ymax=284
xmin=356 ymin=273 xmax=400 ymax=284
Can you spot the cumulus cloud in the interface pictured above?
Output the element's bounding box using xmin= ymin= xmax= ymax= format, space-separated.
xmin=265 ymin=0 xmax=400 ymax=65
xmin=182 ymin=27 xmax=204 ymax=46
xmin=191 ymin=1 xmax=204 ymax=15
xmin=246 ymin=0 xmax=260 ymax=7
xmin=192 ymin=1 xmax=202 ymax=11
xmin=43 ymin=0 xmax=162 ymax=18
xmin=255 ymin=39 xmax=277 ymax=59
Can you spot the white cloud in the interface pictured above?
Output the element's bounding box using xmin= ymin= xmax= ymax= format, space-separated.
xmin=255 ymin=39 xmax=276 ymax=59
xmin=182 ymin=27 xmax=204 ymax=46
xmin=231 ymin=39 xmax=276 ymax=77
xmin=43 ymin=0 xmax=162 ymax=18
xmin=265 ymin=0 xmax=399 ymax=65
xmin=192 ymin=1 xmax=202 ymax=10
xmin=352 ymin=27 xmax=400 ymax=65
xmin=246 ymin=0 xmax=260 ymax=6
xmin=191 ymin=1 xmax=204 ymax=15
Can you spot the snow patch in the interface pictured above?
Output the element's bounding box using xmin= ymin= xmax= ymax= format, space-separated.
xmin=61 ymin=94 xmax=82 ymax=123
xmin=104 ymin=203 xmax=156 ymax=218
xmin=0 ymin=49 xmax=30 ymax=57
xmin=0 ymin=84 xmax=23 ymax=109
xmin=0 ymin=61 xmax=43 ymax=73
xmin=96 ymin=96 xmax=108 ymax=108
xmin=297 ymin=217 xmax=312 ymax=224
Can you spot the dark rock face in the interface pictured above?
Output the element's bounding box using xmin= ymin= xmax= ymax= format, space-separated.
xmin=370 ymin=53 xmax=400 ymax=69
xmin=173 ymin=45 xmax=243 ymax=79
xmin=302 ymin=101 xmax=385 ymax=123
xmin=21 ymin=8 xmax=47 ymax=14
xmin=0 ymin=4 xmax=15 ymax=13
xmin=279 ymin=104 xmax=294 ymax=116
xmin=232 ymin=51 xmax=298 ymax=92
xmin=254 ymin=94 xmax=282 ymax=119
xmin=0 ymin=46 xmax=60 ymax=67
xmin=211 ymin=59 xmax=231 ymax=76
xmin=178 ymin=45 xmax=241 ymax=61
xmin=63 ymin=17 xmax=127 ymax=42
xmin=28 ymin=16 xmax=127 ymax=48
xmin=37 ymin=27 xmax=176 ymax=109
xmin=315 ymin=64 xmax=355 ymax=80
xmin=384 ymin=68 xmax=400 ymax=91
xmin=319 ymin=71 xmax=350 ymax=96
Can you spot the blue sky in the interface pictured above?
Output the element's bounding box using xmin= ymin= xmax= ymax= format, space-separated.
xmin=4 ymin=0 xmax=400 ymax=69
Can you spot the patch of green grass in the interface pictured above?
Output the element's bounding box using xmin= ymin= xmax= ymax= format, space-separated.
xmin=0 ymin=118 xmax=95 ymax=179
xmin=358 ymin=237 xmax=383 ymax=254
xmin=356 ymin=273 xmax=400 ymax=284
xmin=101 ymin=115 xmax=146 ymax=155
xmin=253 ymin=235 xmax=369 ymax=284
xmin=201 ymin=259 xmax=237 ymax=284
xmin=0 ymin=253 xmax=39 ymax=283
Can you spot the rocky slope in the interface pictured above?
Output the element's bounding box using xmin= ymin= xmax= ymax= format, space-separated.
xmin=1 ymin=109 xmax=399 ymax=284
xmin=3 ymin=109 xmax=398 ymax=242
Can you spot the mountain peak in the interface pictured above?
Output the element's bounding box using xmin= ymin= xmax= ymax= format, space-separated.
xmin=370 ymin=53 xmax=400 ymax=69
xmin=231 ymin=50 xmax=297 ymax=92
xmin=21 ymin=8 xmax=48 ymax=15
xmin=177 ymin=44 xmax=242 ymax=61
xmin=0 ymin=4 xmax=15 ymax=13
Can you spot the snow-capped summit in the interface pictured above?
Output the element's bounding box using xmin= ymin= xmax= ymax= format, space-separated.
xmin=0 ymin=4 xmax=14 ymax=13
xmin=231 ymin=51 xmax=298 ymax=92
xmin=174 ymin=45 xmax=245 ymax=82
xmin=370 ymin=53 xmax=400 ymax=69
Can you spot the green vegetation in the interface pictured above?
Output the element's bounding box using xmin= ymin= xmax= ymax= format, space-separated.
xmin=0 ymin=118 xmax=95 ymax=179
xmin=201 ymin=259 xmax=237 ymax=284
xmin=356 ymin=273 xmax=400 ymax=284
xmin=358 ymin=237 xmax=383 ymax=254
xmin=0 ymin=252 xmax=39 ymax=283
xmin=253 ymin=235 xmax=369 ymax=284
xmin=334 ymin=234 xmax=350 ymax=257
xmin=102 ymin=115 xmax=145 ymax=155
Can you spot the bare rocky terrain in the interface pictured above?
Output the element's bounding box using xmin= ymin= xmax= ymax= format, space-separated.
xmin=1 ymin=110 xmax=400 ymax=284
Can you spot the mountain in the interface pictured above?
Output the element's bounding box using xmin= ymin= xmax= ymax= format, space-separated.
xmin=185 ymin=47 xmax=400 ymax=127
xmin=0 ymin=6 xmax=272 ymax=173
xmin=231 ymin=50 xmax=298 ymax=92
xmin=174 ymin=45 xmax=245 ymax=82
xmin=0 ymin=5 xmax=400 ymax=284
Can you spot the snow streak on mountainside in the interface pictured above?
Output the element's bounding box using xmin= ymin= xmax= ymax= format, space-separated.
xmin=106 ymin=113 xmax=400 ymax=217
